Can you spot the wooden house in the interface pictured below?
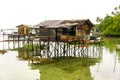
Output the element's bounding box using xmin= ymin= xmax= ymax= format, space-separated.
xmin=35 ymin=19 xmax=94 ymax=42
xmin=17 ymin=24 xmax=39 ymax=36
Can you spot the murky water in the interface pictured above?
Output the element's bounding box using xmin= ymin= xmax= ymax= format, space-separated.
xmin=0 ymin=36 xmax=120 ymax=80
xmin=91 ymin=47 xmax=120 ymax=80
xmin=0 ymin=50 xmax=40 ymax=80
xmin=0 ymin=36 xmax=40 ymax=80
xmin=90 ymin=38 xmax=120 ymax=80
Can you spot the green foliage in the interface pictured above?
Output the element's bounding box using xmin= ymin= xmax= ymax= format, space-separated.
xmin=96 ymin=17 xmax=103 ymax=23
xmin=96 ymin=5 xmax=120 ymax=36
xmin=112 ymin=5 xmax=120 ymax=16
xmin=100 ymin=15 xmax=113 ymax=32
xmin=97 ymin=11 xmax=120 ymax=36
xmin=95 ymin=24 xmax=101 ymax=32
xmin=104 ymin=14 xmax=120 ymax=36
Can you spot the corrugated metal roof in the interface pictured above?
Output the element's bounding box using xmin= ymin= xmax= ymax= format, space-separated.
xmin=16 ymin=24 xmax=34 ymax=28
xmin=35 ymin=20 xmax=63 ymax=28
xmin=35 ymin=19 xmax=94 ymax=29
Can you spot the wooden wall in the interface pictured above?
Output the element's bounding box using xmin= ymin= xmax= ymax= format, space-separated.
xmin=18 ymin=25 xmax=29 ymax=36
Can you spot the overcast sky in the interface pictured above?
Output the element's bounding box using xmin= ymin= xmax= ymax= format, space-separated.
xmin=0 ymin=0 xmax=120 ymax=29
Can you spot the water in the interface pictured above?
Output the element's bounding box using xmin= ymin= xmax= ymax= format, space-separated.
xmin=91 ymin=47 xmax=120 ymax=80
xmin=90 ymin=38 xmax=120 ymax=80
xmin=0 ymin=36 xmax=120 ymax=80
xmin=0 ymin=35 xmax=40 ymax=80
xmin=0 ymin=51 xmax=40 ymax=80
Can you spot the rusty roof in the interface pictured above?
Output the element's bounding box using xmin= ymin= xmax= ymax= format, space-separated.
xmin=35 ymin=19 xmax=94 ymax=29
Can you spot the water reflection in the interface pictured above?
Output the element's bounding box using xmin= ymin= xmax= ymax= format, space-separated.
xmin=14 ymin=37 xmax=120 ymax=80
xmin=3 ymin=35 xmax=120 ymax=80
xmin=17 ymin=50 xmax=32 ymax=60
xmin=30 ymin=57 xmax=100 ymax=80
xmin=91 ymin=37 xmax=120 ymax=80
xmin=17 ymin=44 xmax=102 ymax=80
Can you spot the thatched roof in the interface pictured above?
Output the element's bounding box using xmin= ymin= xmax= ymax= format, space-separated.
xmin=35 ymin=19 xmax=94 ymax=29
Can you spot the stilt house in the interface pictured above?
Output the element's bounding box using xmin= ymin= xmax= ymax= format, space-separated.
xmin=17 ymin=24 xmax=39 ymax=36
xmin=35 ymin=19 xmax=94 ymax=42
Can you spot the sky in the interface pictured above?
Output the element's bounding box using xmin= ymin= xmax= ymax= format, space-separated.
xmin=0 ymin=0 xmax=120 ymax=29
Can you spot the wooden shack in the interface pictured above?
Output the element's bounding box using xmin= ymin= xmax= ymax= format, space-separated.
xmin=17 ymin=24 xmax=39 ymax=36
xmin=35 ymin=19 xmax=94 ymax=42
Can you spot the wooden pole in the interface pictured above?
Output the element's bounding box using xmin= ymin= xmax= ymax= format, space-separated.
xmin=32 ymin=38 xmax=34 ymax=51
xmin=13 ymin=35 xmax=15 ymax=49
xmin=66 ymin=42 xmax=68 ymax=57
xmin=54 ymin=42 xmax=57 ymax=57
xmin=63 ymin=42 xmax=65 ymax=57
xmin=23 ymin=35 xmax=25 ymax=47
xmin=47 ymin=41 xmax=50 ymax=58
xmin=39 ymin=40 xmax=42 ymax=57
xmin=73 ymin=42 xmax=76 ymax=57
xmin=56 ymin=42 xmax=59 ymax=57
xmin=8 ymin=34 xmax=10 ymax=49
xmin=2 ymin=33 xmax=5 ymax=50
xmin=18 ymin=35 xmax=20 ymax=48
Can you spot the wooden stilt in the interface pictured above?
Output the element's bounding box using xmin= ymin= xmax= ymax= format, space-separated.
xmin=73 ymin=42 xmax=76 ymax=57
xmin=18 ymin=35 xmax=20 ymax=48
